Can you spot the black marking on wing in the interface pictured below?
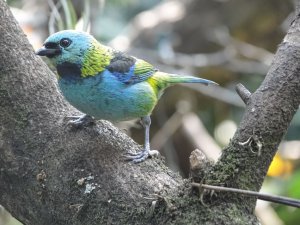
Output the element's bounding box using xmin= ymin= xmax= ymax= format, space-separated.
xmin=106 ymin=51 xmax=158 ymax=85
xmin=106 ymin=51 xmax=136 ymax=74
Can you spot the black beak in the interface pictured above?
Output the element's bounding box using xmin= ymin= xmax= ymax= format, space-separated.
xmin=36 ymin=44 xmax=61 ymax=58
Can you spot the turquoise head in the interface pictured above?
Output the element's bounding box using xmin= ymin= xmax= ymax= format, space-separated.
xmin=36 ymin=30 xmax=95 ymax=67
xmin=36 ymin=30 xmax=112 ymax=77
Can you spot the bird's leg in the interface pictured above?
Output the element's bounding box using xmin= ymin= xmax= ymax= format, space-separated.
xmin=143 ymin=115 xmax=151 ymax=153
xmin=126 ymin=115 xmax=159 ymax=163
xmin=66 ymin=114 xmax=95 ymax=127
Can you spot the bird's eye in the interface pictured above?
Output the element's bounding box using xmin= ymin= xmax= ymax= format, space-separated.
xmin=60 ymin=38 xmax=72 ymax=48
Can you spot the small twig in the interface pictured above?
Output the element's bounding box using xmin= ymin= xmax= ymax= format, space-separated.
xmin=47 ymin=0 xmax=63 ymax=34
xmin=82 ymin=0 xmax=91 ymax=32
xmin=235 ymin=83 xmax=252 ymax=105
xmin=192 ymin=183 xmax=300 ymax=208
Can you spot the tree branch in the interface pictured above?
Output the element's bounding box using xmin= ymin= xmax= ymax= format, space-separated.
xmin=204 ymin=1 xmax=300 ymax=211
xmin=0 ymin=2 xmax=183 ymax=224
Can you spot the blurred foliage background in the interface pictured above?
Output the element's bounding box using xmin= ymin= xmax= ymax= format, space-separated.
xmin=1 ymin=0 xmax=300 ymax=225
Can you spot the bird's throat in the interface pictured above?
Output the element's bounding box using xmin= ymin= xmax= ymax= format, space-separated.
xmin=57 ymin=62 xmax=82 ymax=80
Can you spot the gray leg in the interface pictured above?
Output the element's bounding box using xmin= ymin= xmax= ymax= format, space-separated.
xmin=143 ymin=115 xmax=151 ymax=153
xmin=126 ymin=115 xmax=159 ymax=163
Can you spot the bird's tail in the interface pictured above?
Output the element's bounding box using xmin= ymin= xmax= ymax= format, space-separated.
xmin=150 ymin=72 xmax=217 ymax=91
xmin=148 ymin=72 xmax=218 ymax=97
xmin=164 ymin=73 xmax=218 ymax=86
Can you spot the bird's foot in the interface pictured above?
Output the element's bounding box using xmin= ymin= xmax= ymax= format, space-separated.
xmin=66 ymin=114 xmax=95 ymax=128
xmin=125 ymin=149 xmax=159 ymax=163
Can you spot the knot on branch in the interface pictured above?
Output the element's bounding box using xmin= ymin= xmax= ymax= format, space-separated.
xmin=189 ymin=149 xmax=214 ymax=181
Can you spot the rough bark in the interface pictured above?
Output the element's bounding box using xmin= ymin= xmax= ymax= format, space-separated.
xmin=0 ymin=1 xmax=299 ymax=225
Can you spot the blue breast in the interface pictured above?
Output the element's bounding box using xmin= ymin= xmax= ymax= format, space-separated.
xmin=58 ymin=68 xmax=158 ymax=121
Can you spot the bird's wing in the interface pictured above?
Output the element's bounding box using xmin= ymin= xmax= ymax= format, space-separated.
xmin=106 ymin=51 xmax=157 ymax=84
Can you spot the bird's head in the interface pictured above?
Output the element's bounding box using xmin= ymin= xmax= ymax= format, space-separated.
xmin=36 ymin=30 xmax=95 ymax=67
xmin=36 ymin=30 xmax=113 ymax=78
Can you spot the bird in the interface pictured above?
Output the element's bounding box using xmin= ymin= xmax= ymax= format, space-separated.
xmin=36 ymin=30 xmax=217 ymax=163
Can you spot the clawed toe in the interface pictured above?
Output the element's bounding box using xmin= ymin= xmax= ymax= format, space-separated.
xmin=125 ymin=149 xmax=159 ymax=163
xmin=66 ymin=114 xmax=95 ymax=128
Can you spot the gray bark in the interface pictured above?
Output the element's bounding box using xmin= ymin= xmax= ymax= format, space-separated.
xmin=0 ymin=1 xmax=299 ymax=224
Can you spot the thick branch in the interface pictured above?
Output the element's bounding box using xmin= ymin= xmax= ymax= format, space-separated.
xmin=205 ymin=3 xmax=300 ymax=212
xmin=0 ymin=2 xmax=183 ymax=225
